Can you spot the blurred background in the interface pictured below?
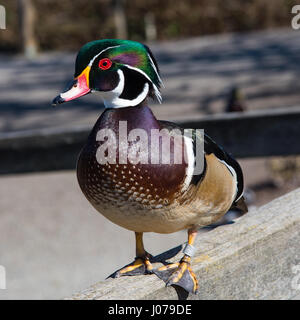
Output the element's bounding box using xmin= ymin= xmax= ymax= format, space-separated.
xmin=0 ymin=0 xmax=300 ymax=299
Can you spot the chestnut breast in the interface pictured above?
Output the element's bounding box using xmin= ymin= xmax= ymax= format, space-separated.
xmin=77 ymin=106 xmax=187 ymax=212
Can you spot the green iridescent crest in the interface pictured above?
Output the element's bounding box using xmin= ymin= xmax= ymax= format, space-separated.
xmin=74 ymin=39 xmax=162 ymax=101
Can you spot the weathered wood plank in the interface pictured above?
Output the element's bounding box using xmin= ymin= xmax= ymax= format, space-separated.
xmin=67 ymin=187 xmax=300 ymax=300
xmin=1 ymin=106 xmax=300 ymax=174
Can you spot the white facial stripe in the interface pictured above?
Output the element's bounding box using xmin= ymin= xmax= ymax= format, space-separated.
xmin=124 ymin=64 xmax=152 ymax=85
xmin=181 ymin=136 xmax=195 ymax=193
xmin=108 ymin=82 xmax=149 ymax=108
xmin=153 ymin=86 xmax=162 ymax=103
xmin=97 ymin=69 xmax=124 ymax=106
xmin=99 ymin=69 xmax=150 ymax=108
xmin=87 ymin=45 xmax=121 ymax=67
xmin=123 ymin=64 xmax=162 ymax=103
xmin=147 ymin=53 xmax=163 ymax=85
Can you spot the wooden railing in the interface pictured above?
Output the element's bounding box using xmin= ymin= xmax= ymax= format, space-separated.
xmin=67 ymin=188 xmax=300 ymax=300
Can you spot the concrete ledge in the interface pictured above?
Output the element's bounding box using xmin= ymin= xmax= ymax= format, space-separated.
xmin=68 ymin=188 xmax=300 ymax=300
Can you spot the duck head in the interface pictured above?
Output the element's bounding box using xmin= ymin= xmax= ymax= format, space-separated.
xmin=52 ymin=39 xmax=162 ymax=108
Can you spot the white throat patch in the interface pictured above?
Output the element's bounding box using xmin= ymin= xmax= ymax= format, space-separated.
xmin=98 ymin=69 xmax=150 ymax=108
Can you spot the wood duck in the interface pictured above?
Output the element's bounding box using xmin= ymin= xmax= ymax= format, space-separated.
xmin=52 ymin=39 xmax=247 ymax=295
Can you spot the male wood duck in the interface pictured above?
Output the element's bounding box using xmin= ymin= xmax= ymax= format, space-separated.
xmin=52 ymin=39 xmax=247 ymax=294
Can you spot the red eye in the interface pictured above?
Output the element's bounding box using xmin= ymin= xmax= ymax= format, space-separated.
xmin=98 ymin=58 xmax=112 ymax=70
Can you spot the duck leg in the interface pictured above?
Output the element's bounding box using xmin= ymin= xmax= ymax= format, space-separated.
xmin=109 ymin=232 xmax=153 ymax=278
xmin=154 ymin=228 xmax=199 ymax=294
